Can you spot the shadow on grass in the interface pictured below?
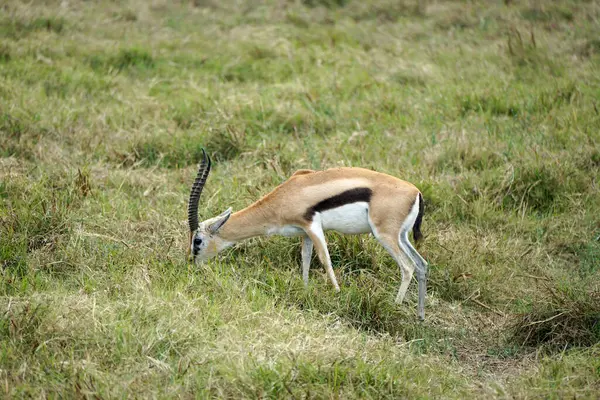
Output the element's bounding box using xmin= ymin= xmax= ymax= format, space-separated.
xmin=510 ymin=281 xmax=600 ymax=352
xmin=225 ymin=238 xmax=464 ymax=355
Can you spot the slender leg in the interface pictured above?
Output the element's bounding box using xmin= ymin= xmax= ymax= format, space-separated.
xmin=304 ymin=221 xmax=340 ymax=292
xmin=367 ymin=217 xmax=415 ymax=305
xmin=395 ymin=263 xmax=415 ymax=304
xmin=368 ymin=194 xmax=428 ymax=319
xmin=399 ymin=231 xmax=428 ymax=320
xmin=380 ymin=238 xmax=415 ymax=304
xmin=301 ymin=236 xmax=313 ymax=287
xmin=383 ymin=237 xmax=414 ymax=305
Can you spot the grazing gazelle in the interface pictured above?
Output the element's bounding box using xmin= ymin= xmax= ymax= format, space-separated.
xmin=187 ymin=150 xmax=428 ymax=319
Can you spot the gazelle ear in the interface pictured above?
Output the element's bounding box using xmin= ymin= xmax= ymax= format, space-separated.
xmin=208 ymin=207 xmax=232 ymax=234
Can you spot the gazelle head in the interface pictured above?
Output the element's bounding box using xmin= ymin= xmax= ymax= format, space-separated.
xmin=187 ymin=149 xmax=233 ymax=263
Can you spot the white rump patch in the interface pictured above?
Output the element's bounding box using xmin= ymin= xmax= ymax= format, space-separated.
xmin=400 ymin=194 xmax=420 ymax=234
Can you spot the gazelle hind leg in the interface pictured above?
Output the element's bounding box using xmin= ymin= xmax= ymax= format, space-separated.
xmin=392 ymin=245 xmax=415 ymax=305
xmin=402 ymin=232 xmax=427 ymax=277
xmin=301 ymin=236 xmax=313 ymax=286
xmin=367 ymin=217 xmax=414 ymax=305
xmin=399 ymin=230 xmax=428 ymax=320
xmin=304 ymin=220 xmax=340 ymax=292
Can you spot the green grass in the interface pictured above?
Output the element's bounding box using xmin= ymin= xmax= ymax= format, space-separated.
xmin=1 ymin=0 xmax=599 ymax=397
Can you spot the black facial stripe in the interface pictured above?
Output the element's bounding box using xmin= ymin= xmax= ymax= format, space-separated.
xmin=303 ymin=187 xmax=373 ymax=221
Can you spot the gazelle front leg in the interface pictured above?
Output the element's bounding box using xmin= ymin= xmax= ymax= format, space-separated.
xmin=304 ymin=221 xmax=340 ymax=292
xmin=301 ymin=236 xmax=313 ymax=286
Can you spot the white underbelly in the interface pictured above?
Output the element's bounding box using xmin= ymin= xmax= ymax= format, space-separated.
xmin=319 ymin=202 xmax=371 ymax=234
xmin=267 ymin=225 xmax=305 ymax=237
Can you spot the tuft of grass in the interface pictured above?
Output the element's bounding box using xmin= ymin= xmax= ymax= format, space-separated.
xmin=511 ymin=282 xmax=600 ymax=351
xmin=460 ymin=93 xmax=520 ymax=117
xmin=111 ymin=49 xmax=155 ymax=70
xmin=113 ymin=8 xmax=138 ymax=22
xmin=578 ymin=38 xmax=600 ymax=58
xmin=118 ymin=133 xmax=207 ymax=168
xmin=433 ymin=143 xmax=504 ymax=172
xmin=88 ymin=48 xmax=155 ymax=72
xmin=577 ymin=240 xmax=600 ymax=277
xmin=0 ymin=16 xmax=65 ymax=39
xmin=521 ymin=4 xmax=575 ymax=23
xmin=435 ymin=12 xmax=478 ymax=31
xmin=210 ymin=125 xmax=248 ymax=161
xmin=0 ymin=113 xmax=26 ymax=136
xmin=116 ymin=126 xmax=250 ymax=168
xmin=346 ymin=1 xmax=419 ymax=23
xmin=390 ymin=70 xmax=427 ymax=87
xmin=499 ymin=163 xmax=561 ymax=214
xmin=0 ymin=43 xmax=10 ymax=63
xmin=506 ymin=28 xmax=562 ymax=77
xmin=302 ymin=0 xmax=350 ymax=9
xmin=0 ymin=171 xmax=88 ymax=278
xmin=510 ymin=346 xmax=600 ymax=398
xmin=0 ymin=300 xmax=49 ymax=361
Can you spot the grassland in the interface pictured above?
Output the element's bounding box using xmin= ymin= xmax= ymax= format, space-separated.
xmin=1 ymin=0 xmax=599 ymax=398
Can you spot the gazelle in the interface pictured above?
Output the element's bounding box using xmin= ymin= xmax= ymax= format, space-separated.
xmin=187 ymin=150 xmax=428 ymax=319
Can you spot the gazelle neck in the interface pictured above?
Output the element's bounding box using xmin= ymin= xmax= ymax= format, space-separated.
xmin=217 ymin=202 xmax=274 ymax=242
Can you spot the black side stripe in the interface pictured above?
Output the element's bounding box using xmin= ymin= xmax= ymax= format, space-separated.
xmin=303 ymin=187 xmax=373 ymax=221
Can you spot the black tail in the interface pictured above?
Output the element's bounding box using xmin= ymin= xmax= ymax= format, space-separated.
xmin=412 ymin=193 xmax=424 ymax=242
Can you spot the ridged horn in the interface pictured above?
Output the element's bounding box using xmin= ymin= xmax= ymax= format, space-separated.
xmin=188 ymin=148 xmax=211 ymax=233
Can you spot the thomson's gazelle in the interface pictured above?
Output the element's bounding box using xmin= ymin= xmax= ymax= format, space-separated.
xmin=187 ymin=150 xmax=428 ymax=319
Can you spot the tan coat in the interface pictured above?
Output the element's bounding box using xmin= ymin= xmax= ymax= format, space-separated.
xmin=219 ymin=167 xmax=420 ymax=242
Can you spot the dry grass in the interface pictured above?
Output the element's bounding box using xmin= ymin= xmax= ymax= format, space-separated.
xmin=1 ymin=0 xmax=599 ymax=397
xmin=512 ymin=278 xmax=600 ymax=351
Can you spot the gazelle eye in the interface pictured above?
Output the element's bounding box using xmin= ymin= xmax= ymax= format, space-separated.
xmin=193 ymin=237 xmax=202 ymax=247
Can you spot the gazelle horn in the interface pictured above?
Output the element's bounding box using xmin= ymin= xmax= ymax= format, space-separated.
xmin=188 ymin=148 xmax=211 ymax=233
